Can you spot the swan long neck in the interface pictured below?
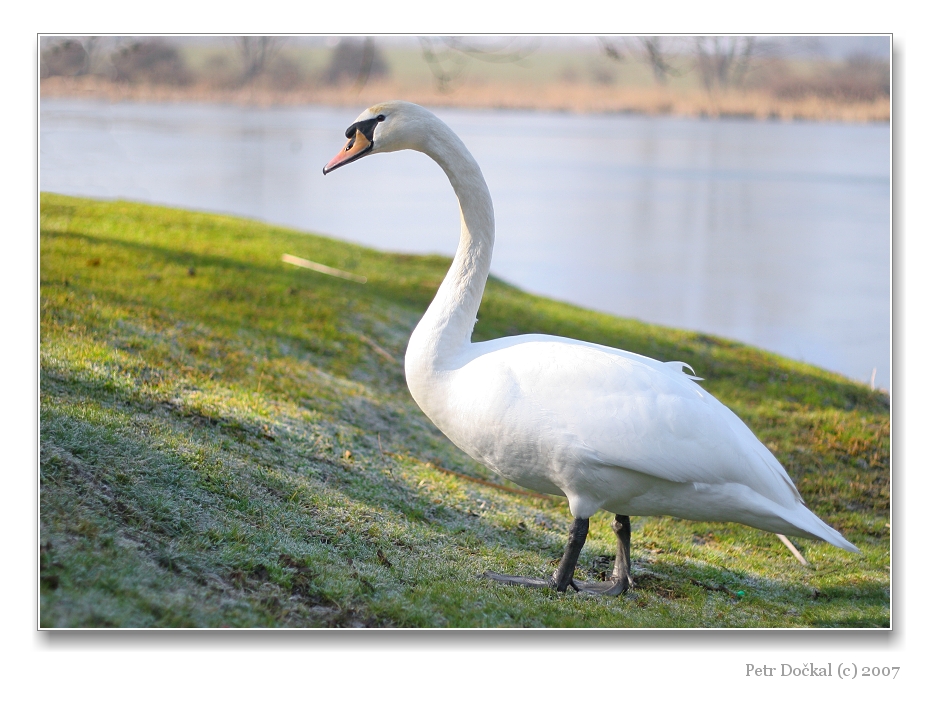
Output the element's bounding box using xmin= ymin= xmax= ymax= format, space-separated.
xmin=405 ymin=120 xmax=495 ymax=375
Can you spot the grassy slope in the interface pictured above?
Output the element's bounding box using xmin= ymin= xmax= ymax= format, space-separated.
xmin=39 ymin=194 xmax=891 ymax=628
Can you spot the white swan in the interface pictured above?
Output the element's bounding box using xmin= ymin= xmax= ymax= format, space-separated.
xmin=323 ymin=101 xmax=858 ymax=595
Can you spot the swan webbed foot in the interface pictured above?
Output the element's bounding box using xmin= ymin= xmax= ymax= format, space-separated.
xmin=573 ymin=578 xmax=629 ymax=596
xmin=482 ymin=572 xmax=553 ymax=588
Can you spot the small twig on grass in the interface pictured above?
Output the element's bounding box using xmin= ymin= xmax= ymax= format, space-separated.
xmin=376 ymin=549 xmax=393 ymax=568
xmin=282 ymin=253 xmax=367 ymax=284
xmin=358 ymin=334 xmax=396 ymax=362
xmin=690 ymin=578 xmax=744 ymax=598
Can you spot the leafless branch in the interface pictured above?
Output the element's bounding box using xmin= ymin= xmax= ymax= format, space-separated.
xmin=599 ymin=36 xmax=680 ymax=84
xmin=324 ymin=38 xmax=389 ymax=92
xmin=236 ymin=37 xmax=284 ymax=84
xmin=419 ymin=36 xmax=539 ymax=92
xmin=695 ymin=36 xmax=756 ymax=91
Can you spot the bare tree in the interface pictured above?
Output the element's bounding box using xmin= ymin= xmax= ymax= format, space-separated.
xmin=324 ymin=38 xmax=389 ymax=90
xmin=641 ymin=37 xmax=677 ymax=84
xmin=236 ymin=37 xmax=283 ymax=84
xmin=110 ymin=39 xmax=191 ymax=85
xmin=41 ymin=37 xmax=99 ymax=78
xmin=418 ymin=36 xmax=539 ymax=92
xmin=598 ymin=36 xmax=680 ymax=85
xmin=694 ymin=36 xmax=756 ymax=90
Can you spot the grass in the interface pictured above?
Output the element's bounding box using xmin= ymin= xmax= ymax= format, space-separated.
xmin=39 ymin=193 xmax=891 ymax=628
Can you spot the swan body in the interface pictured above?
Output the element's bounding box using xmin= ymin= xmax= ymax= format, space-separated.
xmin=324 ymin=101 xmax=857 ymax=593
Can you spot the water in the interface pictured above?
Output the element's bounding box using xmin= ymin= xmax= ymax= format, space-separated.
xmin=40 ymin=99 xmax=891 ymax=390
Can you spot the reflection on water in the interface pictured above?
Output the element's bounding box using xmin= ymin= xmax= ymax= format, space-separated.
xmin=40 ymin=100 xmax=890 ymax=389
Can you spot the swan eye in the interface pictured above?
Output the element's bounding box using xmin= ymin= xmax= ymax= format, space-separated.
xmin=345 ymin=116 xmax=382 ymax=142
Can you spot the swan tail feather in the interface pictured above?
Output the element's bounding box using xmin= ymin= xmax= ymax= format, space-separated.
xmin=781 ymin=504 xmax=860 ymax=553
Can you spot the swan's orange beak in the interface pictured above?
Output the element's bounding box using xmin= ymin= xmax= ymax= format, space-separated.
xmin=323 ymin=129 xmax=373 ymax=175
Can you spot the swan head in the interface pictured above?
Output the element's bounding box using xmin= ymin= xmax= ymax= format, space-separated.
xmin=322 ymin=101 xmax=433 ymax=175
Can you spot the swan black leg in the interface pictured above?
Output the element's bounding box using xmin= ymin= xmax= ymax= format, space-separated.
xmin=575 ymin=514 xmax=633 ymax=596
xmin=549 ymin=517 xmax=589 ymax=591
xmin=609 ymin=514 xmax=635 ymax=590
xmin=613 ymin=514 xmax=634 ymax=588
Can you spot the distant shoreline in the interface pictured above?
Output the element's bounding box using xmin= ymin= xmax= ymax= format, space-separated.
xmin=40 ymin=76 xmax=890 ymax=124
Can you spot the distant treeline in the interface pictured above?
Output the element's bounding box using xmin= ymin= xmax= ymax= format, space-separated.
xmin=40 ymin=37 xmax=387 ymax=90
xmin=40 ymin=36 xmax=889 ymax=105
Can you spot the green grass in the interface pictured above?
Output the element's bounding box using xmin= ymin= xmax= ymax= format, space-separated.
xmin=39 ymin=193 xmax=890 ymax=628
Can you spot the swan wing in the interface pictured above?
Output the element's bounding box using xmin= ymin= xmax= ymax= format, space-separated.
xmin=452 ymin=337 xmax=801 ymax=507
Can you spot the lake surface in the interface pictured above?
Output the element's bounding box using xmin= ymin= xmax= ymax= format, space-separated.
xmin=40 ymin=99 xmax=891 ymax=390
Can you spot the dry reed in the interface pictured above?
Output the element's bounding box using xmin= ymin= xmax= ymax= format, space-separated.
xmin=41 ymin=75 xmax=890 ymax=123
